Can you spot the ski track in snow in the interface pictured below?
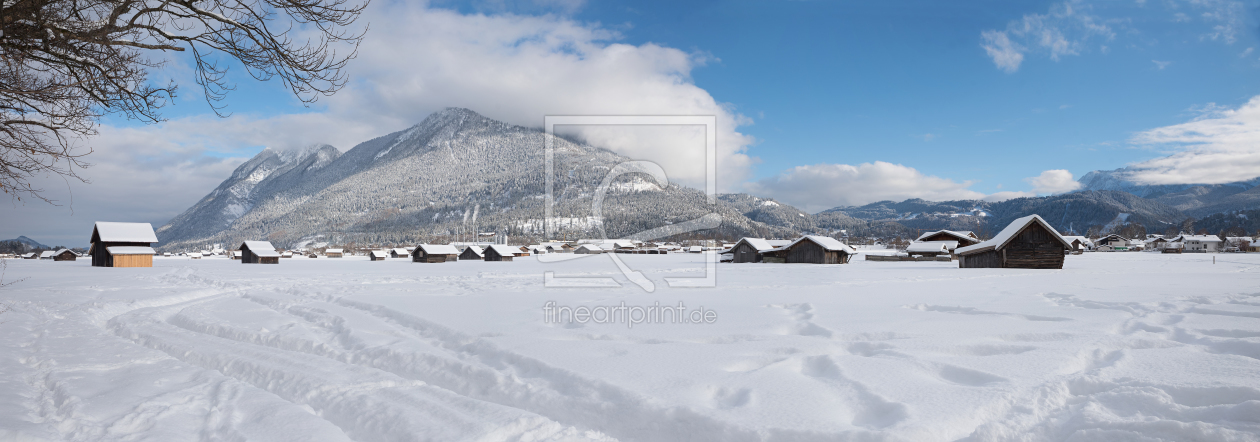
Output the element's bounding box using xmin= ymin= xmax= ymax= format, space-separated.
xmin=2 ymin=253 xmax=1260 ymax=441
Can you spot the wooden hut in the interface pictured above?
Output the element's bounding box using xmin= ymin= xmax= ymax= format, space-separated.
xmin=53 ymin=249 xmax=77 ymax=261
xmin=768 ymin=236 xmax=856 ymax=264
xmin=325 ymin=248 xmax=344 ymax=258
xmin=369 ymin=250 xmax=389 ymax=261
xmin=239 ymin=241 xmax=280 ymax=264
xmin=89 ymin=222 xmax=158 ymax=267
xmin=21 ymin=252 xmax=37 ymax=259
xmin=957 ymin=214 xmax=1072 ymax=269
xmin=727 ymin=238 xmax=791 ymax=263
xmin=915 ymin=230 xmax=981 ymax=249
xmin=412 ymin=244 xmax=459 ymax=263
xmin=39 ymin=251 xmax=55 ymax=260
xmin=484 ymin=245 xmax=517 ymax=262
xmin=459 ymin=246 xmax=485 ymax=260
xmin=573 ymin=244 xmax=603 ymax=254
xmin=390 ymin=248 xmax=410 ymax=258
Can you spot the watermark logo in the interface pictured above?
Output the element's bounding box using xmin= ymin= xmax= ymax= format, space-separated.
xmin=541 ymin=116 xmax=720 ymax=292
xmin=542 ymin=301 xmax=718 ymax=328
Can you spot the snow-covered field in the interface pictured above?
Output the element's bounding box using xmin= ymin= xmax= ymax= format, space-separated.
xmin=2 ymin=251 xmax=1259 ymax=441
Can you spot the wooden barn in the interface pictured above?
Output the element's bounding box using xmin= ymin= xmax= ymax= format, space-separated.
xmin=412 ymin=244 xmax=459 ymax=263
xmin=39 ymin=251 xmax=55 ymax=260
xmin=915 ymin=230 xmax=981 ymax=250
xmin=239 ymin=241 xmax=281 ymax=264
xmin=369 ymin=250 xmax=389 ymax=261
xmin=727 ymin=238 xmax=792 ymax=263
xmin=957 ymin=214 xmax=1072 ymax=269
xmin=325 ymin=248 xmax=344 ymax=258
xmin=21 ymin=253 xmax=36 ymax=259
xmin=767 ymin=236 xmax=856 ymax=264
xmin=459 ymin=246 xmax=485 ymax=260
xmin=53 ymin=249 xmax=77 ymax=261
xmin=89 ymin=222 xmax=159 ymax=268
xmin=573 ymin=244 xmax=603 ymax=254
xmin=484 ymin=245 xmax=517 ymax=262
xmin=390 ymin=248 xmax=410 ymax=258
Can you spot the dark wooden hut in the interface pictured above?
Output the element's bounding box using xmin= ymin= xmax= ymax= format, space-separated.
xmin=239 ymin=241 xmax=280 ymax=264
xmin=957 ymin=215 xmax=1072 ymax=269
xmin=459 ymin=246 xmax=485 ymax=261
xmin=390 ymin=248 xmax=410 ymax=258
xmin=53 ymin=249 xmax=77 ymax=261
xmin=773 ymin=236 xmax=855 ymax=264
xmin=484 ymin=245 xmax=516 ymax=262
xmin=412 ymin=244 xmax=459 ymax=263
xmin=727 ymin=238 xmax=791 ymax=263
xmin=369 ymin=250 xmax=389 ymax=261
xmin=89 ymin=222 xmax=158 ymax=267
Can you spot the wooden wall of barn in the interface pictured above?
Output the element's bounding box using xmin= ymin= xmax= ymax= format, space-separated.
xmin=959 ymin=249 xmax=1002 ymax=268
xmin=484 ymin=249 xmax=513 ymax=261
xmin=784 ymin=241 xmax=846 ymax=264
xmin=1003 ymin=223 xmax=1065 ymax=269
xmin=731 ymin=243 xmax=762 ymax=263
xmin=91 ymin=241 xmax=149 ymax=267
xmin=112 ymin=255 xmax=152 ymax=268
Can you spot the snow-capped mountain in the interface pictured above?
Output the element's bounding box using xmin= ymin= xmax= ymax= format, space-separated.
xmin=1078 ymin=168 xmax=1260 ymax=216
xmin=157 ymin=108 xmax=798 ymax=250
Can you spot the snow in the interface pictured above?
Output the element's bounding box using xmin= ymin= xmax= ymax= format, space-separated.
xmin=957 ymin=215 xmax=1071 ymax=255
xmin=906 ymin=241 xmax=956 ymax=253
xmin=241 ymin=241 xmax=280 ymax=257
xmin=105 ymin=246 xmax=156 ymax=255
xmin=4 ymin=253 xmax=1260 ymax=441
xmin=93 ymin=222 xmax=159 ymax=243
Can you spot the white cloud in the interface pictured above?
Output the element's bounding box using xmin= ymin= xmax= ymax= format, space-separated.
xmin=745 ymin=162 xmax=990 ymax=213
xmin=981 ymin=30 xmax=1025 ymax=73
xmin=980 ymin=2 xmax=1114 ymax=73
xmin=1152 ymin=59 xmax=1172 ymax=69
xmin=1125 ymin=95 xmax=1260 ymax=185
xmin=1026 ymin=169 xmax=1082 ymax=194
xmin=1 ymin=2 xmax=760 ymax=244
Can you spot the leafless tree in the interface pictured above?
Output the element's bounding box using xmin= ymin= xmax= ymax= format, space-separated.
xmin=0 ymin=0 xmax=369 ymax=203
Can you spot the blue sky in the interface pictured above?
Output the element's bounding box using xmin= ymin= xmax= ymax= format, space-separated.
xmin=6 ymin=0 xmax=1260 ymax=246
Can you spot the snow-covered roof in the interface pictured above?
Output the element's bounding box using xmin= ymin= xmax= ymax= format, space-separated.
xmin=956 ymin=214 xmax=1071 ymax=255
xmin=93 ymin=222 xmax=158 ymax=243
xmin=418 ymin=244 xmax=459 ymax=255
xmin=392 ymin=248 xmax=409 ymax=255
xmin=106 ymin=246 xmax=155 ymax=255
xmin=915 ymin=230 xmax=978 ymax=243
xmin=55 ymin=249 xmax=73 ymax=255
xmin=774 ymin=236 xmax=856 ymax=253
xmin=1177 ymin=235 xmax=1223 ymax=243
xmin=733 ymin=238 xmax=794 ymax=252
xmin=688 ymin=246 xmax=703 ymax=252
xmin=369 ymin=250 xmax=390 ymax=258
xmin=906 ymin=242 xmax=950 ymax=253
xmin=241 ymin=241 xmax=280 ymax=257
xmin=1061 ymin=236 xmax=1093 ymax=246
xmin=485 ymin=244 xmax=518 ymax=256
xmin=462 ymin=245 xmax=484 ymax=256
xmin=325 ymin=248 xmax=344 ymax=253
xmin=39 ymin=251 xmax=55 ymax=258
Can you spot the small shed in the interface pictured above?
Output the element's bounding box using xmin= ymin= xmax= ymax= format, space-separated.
xmin=484 ymin=244 xmax=517 ymax=262
xmin=412 ymin=244 xmax=459 ymax=263
xmin=906 ymin=241 xmax=955 ymax=257
xmin=369 ymin=250 xmax=389 ymax=261
xmin=53 ymin=249 xmax=77 ymax=261
xmin=459 ymin=246 xmax=485 ymax=261
xmin=390 ymin=248 xmax=410 ymax=258
xmin=915 ymin=230 xmax=981 ymax=248
xmin=239 ymin=241 xmax=280 ymax=264
xmin=325 ymin=248 xmax=344 ymax=258
xmin=21 ymin=253 xmax=37 ymax=259
xmin=769 ymin=236 xmax=856 ymax=264
xmin=957 ymin=214 xmax=1072 ymax=269
xmin=39 ymin=251 xmax=55 ymax=260
xmin=189 ymin=253 xmax=201 ymax=259
xmin=573 ymin=244 xmax=603 ymax=254
xmin=89 ymin=222 xmax=159 ymax=267
xmin=727 ymin=238 xmax=791 ymax=263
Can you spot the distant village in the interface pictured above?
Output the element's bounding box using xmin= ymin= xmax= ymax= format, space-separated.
xmin=5 ymin=214 xmax=1257 ymax=271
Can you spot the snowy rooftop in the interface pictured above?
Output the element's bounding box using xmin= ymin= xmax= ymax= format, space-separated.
xmin=485 ymin=245 xmax=518 ymax=256
xmin=906 ymin=241 xmax=957 ymax=253
xmin=369 ymin=250 xmax=390 ymax=258
xmin=1178 ymin=235 xmax=1223 ymax=242
xmin=418 ymin=244 xmax=460 ymax=255
xmin=241 ymin=241 xmax=280 ymax=257
xmin=915 ymin=230 xmax=977 ymax=242
xmin=463 ymin=246 xmax=484 ymax=256
xmin=956 ymin=214 xmax=1071 ymax=255
xmin=774 ymin=236 xmax=856 ymax=253
xmin=93 ymin=222 xmax=158 ymax=243
xmin=735 ymin=238 xmax=792 ymax=251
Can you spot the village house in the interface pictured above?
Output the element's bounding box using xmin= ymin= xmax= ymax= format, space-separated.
xmin=239 ymin=241 xmax=281 ymax=264
xmin=957 ymin=214 xmax=1072 ymax=269
xmin=1094 ymin=234 xmax=1130 ymax=252
xmin=89 ymin=222 xmax=159 ymax=268
xmin=1175 ymin=235 xmax=1223 ymax=253
xmin=412 ymin=244 xmax=459 ymax=263
xmin=1060 ymin=236 xmax=1094 ymax=253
